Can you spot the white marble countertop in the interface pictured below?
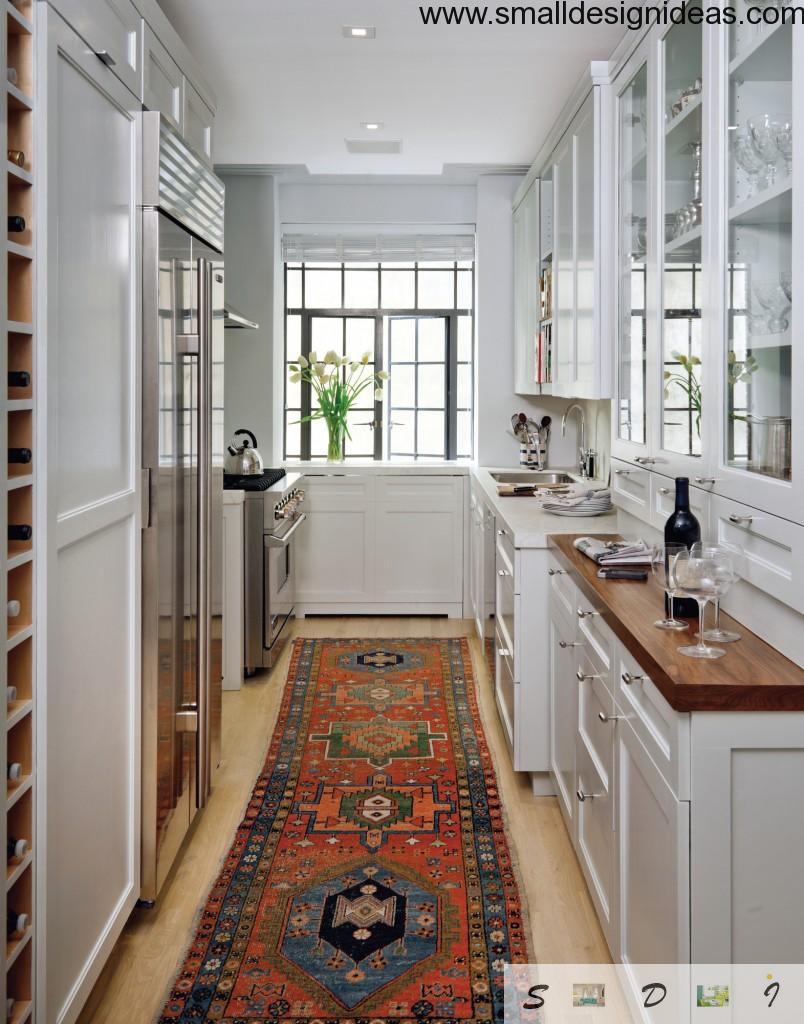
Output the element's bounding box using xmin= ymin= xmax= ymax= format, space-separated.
xmin=471 ymin=466 xmax=619 ymax=549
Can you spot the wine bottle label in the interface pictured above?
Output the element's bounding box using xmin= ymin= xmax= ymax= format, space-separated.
xmin=7 ymin=762 xmax=22 ymax=782
xmin=7 ymin=837 xmax=27 ymax=860
xmin=7 ymin=600 xmax=21 ymax=618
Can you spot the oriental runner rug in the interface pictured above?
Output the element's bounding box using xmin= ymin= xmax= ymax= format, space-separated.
xmin=160 ymin=638 xmax=530 ymax=1024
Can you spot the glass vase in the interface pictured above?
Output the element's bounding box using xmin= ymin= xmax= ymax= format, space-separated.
xmin=326 ymin=418 xmax=346 ymax=462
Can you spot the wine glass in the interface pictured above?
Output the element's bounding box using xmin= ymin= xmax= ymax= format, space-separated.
xmin=650 ymin=543 xmax=690 ymax=631
xmin=671 ymin=549 xmax=736 ymax=659
xmin=691 ymin=543 xmax=741 ymax=643
xmin=748 ymin=115 xmax=781 ymax=187
xmin=753 ymin=280 xmax=791 ymax=333
xmin=780 ymin=270 xmax=792 ymax=304
xmin=733 ymin=130 xmax=766 ymax=197
xmin=776 ymin=120 xmax=792 ymax=177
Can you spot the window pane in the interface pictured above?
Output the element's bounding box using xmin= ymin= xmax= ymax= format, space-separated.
xmin=418 ymin=271 xmax=454 ymax=309
xmin=389 ymin=318 xmax=416 ymax=361
xmin=417 ymin=411 xmax=445 ymax=456
xmin=310 ymin=416 xmax=328 ymax=457
xmin=389 ymin=409 xmax=415 ymax=454
xmin=418 ymin=318 xmax=446 ymax=361
xmin=390 ymin=364 xmax=415 ymax=407
xmin=345 ymin=269 xmax=379 ymax=308
xmin=458 ymin=315 xmax=473 ymax=362
xmin=665 ymin=268 xmax=694 ymax=310
xmin=457 ymin=410 xmax=472 ymax=458
xmin=381 ymin=270 xmax=415 ymax=308
xmin=286 ymin=269 xmax=302 ymax=308
xmin=457 ymin=270 xmax=473 ymax=309
xmin=286 ymin=314 xmax=301 ymax=358
xmin=286 ymin=372 xmax=301 ymax=408
xmin=346 ymin=410 xmax=375 ymax=457
xmin=285 ymin=418 xmax=301 ymax=457
xmin=305 ymin=269 xmax=342 ymax=308
xmin=457 ymin=363 xmax=472 ymax=409
xmin=345 ymin=318 xmax=375 ymax=361
xmin=418 ymin=364 xmax=445 ymax=408
xmin=310 ymin=317 xmax=343 ymax=358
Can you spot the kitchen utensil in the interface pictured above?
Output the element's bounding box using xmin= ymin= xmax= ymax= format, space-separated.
xmin=227 ymin=429 xmax=264 ymax=476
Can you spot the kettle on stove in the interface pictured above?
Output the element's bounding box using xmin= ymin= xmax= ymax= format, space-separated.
xmin=226 ymin=429 xmax=264 ymax=477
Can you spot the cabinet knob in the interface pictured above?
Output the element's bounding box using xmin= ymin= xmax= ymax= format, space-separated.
xmin=658 ymin=487 xmax=670 ymax=495
xmin=694 ymin=476 xmax=717 ymax=485
xmin=558 ymin=640 xmax=580 ymax=649
xmin=548 ymin=568 xmax=567 ymax=576
xmin=577 ymin=607 xmax=599 ymax=619
xmin=497 ymin=569 xmax=511 ymax=577
xmin=497 ymin=529 xmax=507 ymax=536
xmin=621 ymin=671 xmax=645 ymax=686
xmin=728 ymin=514 xmax=754 ymax=526
xmin=577 ymin=667 xmax=601 ymax=682
xmin=598 ymin=711 xmax=625 ymax=723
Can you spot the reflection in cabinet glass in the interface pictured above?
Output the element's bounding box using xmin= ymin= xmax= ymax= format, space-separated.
xmin=726 ymin=21 xmax=792 ymax=482
xmin=618 ymin=62 xmax=648 ymax=446
xmin=662 ymin=21 xmax=703 ymax=458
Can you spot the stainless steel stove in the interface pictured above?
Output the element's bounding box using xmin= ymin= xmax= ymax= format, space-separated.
xmin=236 ymin=471 xmax=306 ymax=673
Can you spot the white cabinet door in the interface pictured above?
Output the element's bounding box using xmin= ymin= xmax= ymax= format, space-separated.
xmin=549 ymin=599 xmax=579 ymax=839
xmin=574 ymin=97 xmax=597 ymax=394
xmin=374 ymin=477 xmax=463 ymax=606
xmin=41 ymin=10 xmax=142 ymax=1019
xmin=553 ymin=134 xmax=575 ymax=396
xmin=48 ymin=0 xmax=141 ymax=98
xmin=575 ymin=733 xmax=618 ymax=956
xmin=470 ymin=495 xmax=484 ymax=640
xmin=617 ymin=718 xmax=689 ymax=969
xmin=295 ymin=476 xmax=375 ymax=605
xmin=142 ymin=23 xmax=182 ymax=130
xmin=610 ymin=457 xmax=652 ymax=526
xmin=183 ymin=77 xmax=214 ymax=165
xmin=513 ymin=180 xmax=540 ymax=396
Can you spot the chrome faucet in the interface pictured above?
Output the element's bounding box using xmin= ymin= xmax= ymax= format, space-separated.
xmin=561 ymin=403 xmax=589 ymax=479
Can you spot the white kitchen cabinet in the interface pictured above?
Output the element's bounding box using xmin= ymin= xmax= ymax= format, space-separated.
xmin=222 ymin=497 xmax=244 ymax=691
xmin=39 ymin=7 xmax=142 ymax=1019
xmin=575 ymin=731 xmax=618 ymax=954
xmin=183 ymin=77 xmax=214 ymax=164
xmin=549 ymin=599 xmax=579 ymax=838
xmin=513 ymin=179 xmax=540 ymax=395
xmin=617 ymin=717 xmax=689 ymax=968
xmin=469 ymin=482 xmax=496 ymax=643
xmin=649 ymin=471 xmax=710 ymax=538
xmin=142 ymin=22 xmax=182 ymax=130
xmin=553 ymin=131 xmax=575 ymax=393
xmin=48 ymin=0 xmax=141 ymax=98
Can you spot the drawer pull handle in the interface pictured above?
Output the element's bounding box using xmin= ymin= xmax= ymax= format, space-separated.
xmin=694 ymin=476 xmax=717 ymax=485
xmin=621 ymin=671 xmax=645 ymax=686
xmin=598 ymin=711 xmax=625 ymax=723
xmin=558 ymin=640 xmax=580 ymax=649
xmin=658 ymin=487 xmax=670 ymax=495
xmin=95 ymin=49 xmax=117 ymax=67
xmin=635 ymin=457 xmax=656 ymax=465
xmin=576 ymin=668 xmax=601 ymax=682
xmin=728 ymin=514 xmax=754 ymax=526
xmin=576 ymin=789 xmax=599 ymax=802
xmin=497 ymin=569 xmax=511 ymax=577
xmin=497 ymin=647 xmax=511 ymax=658
xmin=577 ymin=608 xmax=599 ymax=619
xmin=547 ymin=568 xmax=568 ymax=576
xmin=497 ymin=529 xmax=507 ymax=537
xmin=614 ymin=469 xmax=631 ymax=476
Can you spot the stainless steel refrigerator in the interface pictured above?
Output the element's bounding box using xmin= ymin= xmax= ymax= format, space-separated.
xmin=140 ymin=114 xmax=225 ymax=902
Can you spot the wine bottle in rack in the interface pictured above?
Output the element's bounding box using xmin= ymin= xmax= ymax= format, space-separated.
xmin=7 ymin=67 xmax=18 ymax=86
xmin=7 ymin=996 xmax=15 ymax=1021
xmin=7 ymin=686 xmax=17 ymax=705
xmin=663 ymin=476 xmax=701 ymax=617
xmin=8 ymin=447 xmax=32 ymax=465
xmin=8 ymin=524 xmax=32 ymax=542
xmin=8 ymin=215 xmax=26 ymax=233
xmin=8 ymin=370 xmax=31 ymax=389
xmin=6 ymin=909 xmax=29 ymax=939
xmin=8 ymin=600 xmax=21 ymax=618
xmin=7 ymin=836 xmax=28 ymax=862
xmin=7 ymin=762 xmax=23 ymax=782
xmin=8 ymin=148 xmax=26 ymax=167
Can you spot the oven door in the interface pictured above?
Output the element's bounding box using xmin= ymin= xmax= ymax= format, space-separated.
xmin=264 ymin=514 xmax=306 ymax=650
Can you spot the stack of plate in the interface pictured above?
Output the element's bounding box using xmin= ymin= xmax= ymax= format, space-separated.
xmin=542 ymin=490 xmax=614 ymax=517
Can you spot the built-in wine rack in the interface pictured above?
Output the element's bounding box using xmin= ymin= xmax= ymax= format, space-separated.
xmin=3 ymin=0 xmax=35 ymax=1019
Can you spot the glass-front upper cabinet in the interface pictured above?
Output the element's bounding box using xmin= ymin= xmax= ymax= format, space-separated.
xmin=660 ymin=20 xmax=705 ymax=465
xmin=614 ymin=53 xmax=650 ymax=460
xmin=720 ymin=12 xmax=799 ymax=516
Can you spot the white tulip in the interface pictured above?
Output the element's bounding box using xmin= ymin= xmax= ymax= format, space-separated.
xmin=350 ymin=361 xmax=360 ymax=372
xmin=378 ymin=370 xmax=390 ymax=380
xmin=298 ymin=355 xmax=308 ymax=368
xmin=375 ymin=388 xmax=384 ymax=401
xmin=339 ymin=356 xmax=350 ymax=366
xmin=315 ymin=363 xmax=326 ymax=378
xmin=324 ymin=350 xmax=338 ymax=364
xmin=309 ymin=351 xmax=318 ymax=365
xmin=360 ymin=352 xmax=370 ymax=365
xmin=290 ymin=372 xmax=302 ymax=383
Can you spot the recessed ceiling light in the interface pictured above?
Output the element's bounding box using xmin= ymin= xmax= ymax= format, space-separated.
xmin=361 ymin=122 xmax=384 ymax=131
xmin=343 ymin=25 xmax=376 ymax=38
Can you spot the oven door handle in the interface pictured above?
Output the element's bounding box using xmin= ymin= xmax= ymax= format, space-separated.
xmin=265 ymin=513 xmax=307 ymax=547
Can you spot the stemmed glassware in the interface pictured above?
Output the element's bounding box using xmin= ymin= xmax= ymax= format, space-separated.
xmin=691 ymin=543 xmax=741 ymax=643
xmin=748 ymin=115 xmax=781 ymax=187
xmin=651 ymin=543 xmax=690 ymax=631
xmin=776 ymin=120 xmax=793 ymax=177
xmin=733 ymin=130 xmax=766 ymax=197
xmin=671 ymin=548 xmax=738 ymax=659
xmin=753 ymin=279 xmax=791 ymax=333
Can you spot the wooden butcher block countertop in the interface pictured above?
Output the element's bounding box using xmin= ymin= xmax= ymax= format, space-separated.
xmin=548 ymin=534 xmax=804 ymax=712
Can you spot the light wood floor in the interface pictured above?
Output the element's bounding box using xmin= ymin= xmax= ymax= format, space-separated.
xmin=81 ymin=618 xmax=608 ymax=1024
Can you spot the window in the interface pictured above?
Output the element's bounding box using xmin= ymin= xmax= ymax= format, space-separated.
xmin=284 ymin=261 xmax=474 ymax=461
xmin=662 ymin=261 xmax=702 ymax=457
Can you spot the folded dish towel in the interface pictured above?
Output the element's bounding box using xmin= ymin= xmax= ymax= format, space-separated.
xmin=542 ymin=489 xmax=614 ymax=516
xmin=573 ymin=536 xmax=652 ymax=564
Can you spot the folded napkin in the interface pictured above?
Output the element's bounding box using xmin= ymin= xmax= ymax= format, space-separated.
xmin=542 ymin=488 xmax=611 ymax=509
xmin=573 ymin=536 xmax=651 ymax=565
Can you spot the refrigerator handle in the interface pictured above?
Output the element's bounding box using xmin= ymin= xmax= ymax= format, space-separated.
xmin=196 ymin=257 xmax=213 ymax=808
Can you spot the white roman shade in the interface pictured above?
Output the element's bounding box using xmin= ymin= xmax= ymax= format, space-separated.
xmin=282 ymin=232 xmax=476 ymax=263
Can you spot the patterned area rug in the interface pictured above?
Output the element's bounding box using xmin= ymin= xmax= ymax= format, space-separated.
xmin=160 ymin=638 xmax=530 ymax=1023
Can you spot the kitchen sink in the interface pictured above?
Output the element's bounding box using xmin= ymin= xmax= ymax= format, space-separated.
xmin=490 ymin=471 xmax=575 ymax=485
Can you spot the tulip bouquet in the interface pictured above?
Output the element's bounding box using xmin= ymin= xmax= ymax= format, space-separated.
xmin=289 ymin=350 xmax=390 ymax=461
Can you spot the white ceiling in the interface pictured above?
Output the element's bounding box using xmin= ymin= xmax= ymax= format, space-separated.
xmin=158 ymin=0 xmax=624 ymax=176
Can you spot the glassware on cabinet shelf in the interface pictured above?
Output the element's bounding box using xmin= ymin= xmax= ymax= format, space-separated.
xmin=777 ymin=120 xmax=793 ymax=176
xmin=733 ymin=130 xmax=767 ymax=197
xmin=752 ymin=279 xmax=791 ymax=333
xmin=748 ymin=115 xmax=782 ymax=186
xmin=617 ymin=61 xmax=649 ymax=447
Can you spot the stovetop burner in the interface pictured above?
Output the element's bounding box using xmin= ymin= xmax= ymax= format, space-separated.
xmin=224 ymin=468 xmax=286 ymax=491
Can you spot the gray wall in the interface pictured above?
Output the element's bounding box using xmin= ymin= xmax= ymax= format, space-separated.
xmin=221 ymin=173 xmax=278 ymax=456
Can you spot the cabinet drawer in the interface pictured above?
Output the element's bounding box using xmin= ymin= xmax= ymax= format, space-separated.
xmin=576 ymin=600 xmax=614 ymax=672
xmin=183 ymin=78 xmax=214 ymax=164
xmin=548 ymin=552 xmax=577 ymax=620
xmin=376 ymin=475 xmax=463 ymax=510
xmin=142 ymin=24 xmax=182 ymax=129
xmin=616 ymin=647 xmax=690 ymax=800
xmin=578 ymin=653 xmax=614 ymax=786
xmin=496 ymin=564 xmax=516 ymax=665
xmin=495 ymin=523 xmax=516 ymax=583
xmin=575 ymin=734 xmax=617 ymax=951
xmin=301 ymin=475 xmax=374 ymax=511
xmin=611 ymin=458 xmax=651 ymax=525
xmin=650 ymin=474 xmax=710 ymax=536
xmin=495 ymin=628 xmax=516 ymax=748
xmin=52 ymin=0 xmax=141 ymax=97
xmin=710 ymin=495 xmax=804 ymax=615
